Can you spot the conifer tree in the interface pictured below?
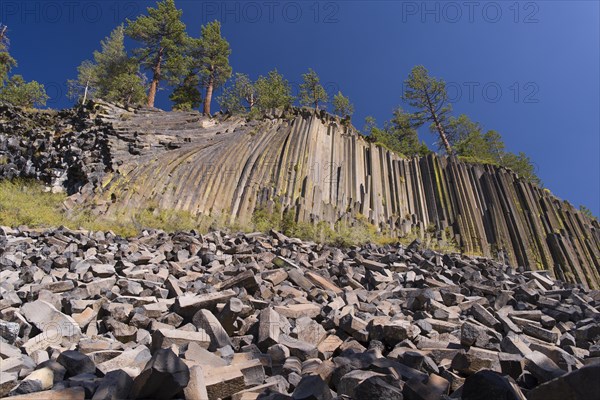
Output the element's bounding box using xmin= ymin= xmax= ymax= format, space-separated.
xmin=126 ymin=0 xmax=189 ymax=107
xmin=218 ymin=73 xmax=255 ymax=114
xmin=254 ymin=69 xmax=294 ymax=111
xmin=0 ymin=25 xmax=47 ymax=108
xmin=170 ymin=73 xmax=201 ymax=110
xmin=332 ymin=91 xmax=354 ymax=119
xmin=68 ymin=60 xmax=97 ymax=104
xmin=502 ymin=152 xmax=541 ymax=185
xmin=0 ymin=25 xmax=16 ymax=87
xmin=197 ymin=21 xmax=232 ymax=116
xmin=68 ymin=25 xmax=146 ymax=105
xmin=403 ymin=65 xmax=453 ymax=154
xmin=388 ymin=108 xmax=430 ymax=157
xmin=0 ymin=75 xmax=48 ymax=107
xmin=364 ymin=110 xmax=430 ymax=158
xmin=299 ymin=68 xmax=327 ymax=110
xmin=447 ymin=114 xmax=540 ymax=184
xmin=483 ymin=130 xmax=505 ymax=161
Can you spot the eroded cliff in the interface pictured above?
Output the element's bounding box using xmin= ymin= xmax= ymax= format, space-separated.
xmin=1 ymin=102 xmax=598 ymax=288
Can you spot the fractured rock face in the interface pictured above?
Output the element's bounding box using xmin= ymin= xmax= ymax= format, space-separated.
xmin=1 ymin=101 xmax=598 ymax=290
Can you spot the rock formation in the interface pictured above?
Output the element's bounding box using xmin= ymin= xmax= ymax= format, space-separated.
xmin=0 ymin=102 xmax=598 ymax=289
xmin=0 ymin=226 xmax=599 ymax=399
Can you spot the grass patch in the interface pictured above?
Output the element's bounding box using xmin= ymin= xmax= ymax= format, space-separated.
xmin=457 ymin=155 xmax=499 ymax=166
xmin=252 ymin=205 xmax=403 ymax=247
xmin=395 ymin=225 xmax=461 ymax=254
xmin=0 ymin=180 xmax=217 ymax=237
xmin=0 ymin=179 xmax=463 ymax=252
xmin=0 ymin=180 xmax=67 ymax=228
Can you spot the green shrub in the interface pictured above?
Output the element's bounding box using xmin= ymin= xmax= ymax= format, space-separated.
xmin=252 ymin=204 xmax=282 ymax=233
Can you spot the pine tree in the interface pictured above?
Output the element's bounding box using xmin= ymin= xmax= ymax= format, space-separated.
xmin=106 ymin=70 xmax=147 ymax=106
xmin=447 ymin=115 xmax=491 ymax=161
xmin=0 ymin=25 xmax=17 ymax=87
xmin=447 ymin=114 xmax=481 ymax=146
xmin=197 ymin=21 xmax=232 ymax=116
xmin=388 ymin=108 xmax=430 ymax=157
xmin=579 ymin=205 xmax=597 ymax=221
xmin=0 ymin=26 xmax=47 ymax=108
xmin=0 ymin=75 xmax=48 ymax=107
xmin=255 ymin=69 xmax=294 ymax=111
xmin=363 ymin=116 xmax=378 ymax=139
xmin=403 ymin=66 xmax=453 ymax=154
xmin=363 ymin=111 xmax=430 ymax=158
xmin=501 ymin=152 xmax=541 ymax=185
xmin=126 ymin=0 xmax=190 ymax=107
xmin=299 ymin=68 xmax=327 ymax=110
xmin=332 ymin=91 xmax=354 ymax=119
xmin=170 ymin=73 xmax=202 ymax=110
xmin=67 ymin=60 xmax=97 ymax=103
xmin=68 ymin=25 xmax=146 ymax=105
xmin=483 ymin=130 xmax=505 ymax=161
xmin=217 ymin=73 xmax=255 ymax=114
xmin=447 ymin=114 xmax=540 ymax=184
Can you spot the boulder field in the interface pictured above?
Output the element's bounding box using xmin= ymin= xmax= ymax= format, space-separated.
xmin=0 ymin=226 xmax=599 ymax=399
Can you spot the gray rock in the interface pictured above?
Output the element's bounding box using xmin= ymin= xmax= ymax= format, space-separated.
xmin=527 ymin=364 xmax=600 ymax=400
xmin=355 ymin=376 xmax=404 ymax=399
xmin=524 ymin=351 xmax=566 ymax=383
xmin=129 ymin=348 xmax=190 ymax=399
xmin=291 ymin=375 xmax=332 ymax=400
xmin=92 ymin=369 xmax=133 ymax=400
xmin=462 ymin=370 xmax=526 ymax=400
xmin=192 ymin=309 xmax=233 ymax=351
xmin=21 ymin=300 xmax=81 ymax=346
xmin=0 ymin=319 xmax=20 ymax=344
xmin=57 ymin=350 xmax=96 ymax=377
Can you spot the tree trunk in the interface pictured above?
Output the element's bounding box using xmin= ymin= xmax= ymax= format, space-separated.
xmin=147 ymin=79 xmax=159 ymax=108
xmin=434 ymin=117 xmax=452 ymax=155
xmin=425 ymin=92 xmax=452 ymax=154
xmin=82 ymin=79 xmax=89 ymax=104
xmin=203 ymin=76 xmax=214 ymax=116
xmin=147 ymin=49 xmax=163 ymax=108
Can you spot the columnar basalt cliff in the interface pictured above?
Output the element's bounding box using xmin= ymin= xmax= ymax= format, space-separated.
xmin=1 ymin=102 xmax=598 ymax=289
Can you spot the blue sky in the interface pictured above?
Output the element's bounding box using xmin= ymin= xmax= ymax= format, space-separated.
xmin=2 ymin=0 xmax=599 ymax=215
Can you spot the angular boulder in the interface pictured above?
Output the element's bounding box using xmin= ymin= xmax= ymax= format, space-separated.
xmin=129 ymin=349 xmax=190 ymax=399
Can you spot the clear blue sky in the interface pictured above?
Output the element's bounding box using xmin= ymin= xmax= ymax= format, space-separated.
xmin=2 ymin=1 xmax=599 ymax=215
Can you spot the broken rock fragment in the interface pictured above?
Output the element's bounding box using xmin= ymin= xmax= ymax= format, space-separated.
xmin=129 ymin=348 xmax=190 ymax=399
xmin=0 ymin=226 xmax=597 ymax=400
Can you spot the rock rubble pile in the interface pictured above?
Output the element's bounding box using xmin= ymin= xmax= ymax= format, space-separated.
xmin=0 ymin=226 xmax=599 ymax=399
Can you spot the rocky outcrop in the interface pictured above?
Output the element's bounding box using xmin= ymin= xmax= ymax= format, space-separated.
xmin=0 ymin=102 xmax=598 ymax=289
xmin=0 ymin=103 xmax=114 ymax=196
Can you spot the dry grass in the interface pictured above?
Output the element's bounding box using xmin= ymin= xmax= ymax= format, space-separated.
xmin=0 ymin=180 xmax=461 ymax=252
